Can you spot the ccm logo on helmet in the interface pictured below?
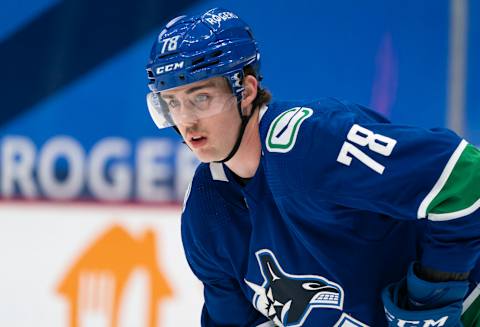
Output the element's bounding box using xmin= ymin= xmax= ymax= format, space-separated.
xmin=205 ymin=12 xmax=238 ymax=25
xmin=156 ymin=61 xmax=184 ymax=75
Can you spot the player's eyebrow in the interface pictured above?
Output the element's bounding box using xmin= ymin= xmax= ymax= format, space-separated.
xmin=161 ymin=80 xmax=218 ymax=99
xmin=184 ymin=80 xmax=217 ymax=94
xmin=161 ymin=94 xmax=175 ymax=100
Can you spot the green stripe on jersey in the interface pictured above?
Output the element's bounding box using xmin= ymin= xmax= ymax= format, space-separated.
xmin=462 ymin=288 xmax=480 ymax=327
xmin=427 ymin=143 xmax=480 ymax=219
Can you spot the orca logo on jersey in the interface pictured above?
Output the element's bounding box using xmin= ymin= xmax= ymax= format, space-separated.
xmin=266 ymin=107 xmax=313 ymax=153
xmin=245 ymin=249 xmax=344 ymax=327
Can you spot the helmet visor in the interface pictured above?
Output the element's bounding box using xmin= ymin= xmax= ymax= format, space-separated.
xmin=147 ymin=91 xmax=238 ymax=129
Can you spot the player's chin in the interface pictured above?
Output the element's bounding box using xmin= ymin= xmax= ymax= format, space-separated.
xmin=195 ymin=148 xmax=227 ymax=163
xmin=194 ymin=150 xmax=217 ymax=163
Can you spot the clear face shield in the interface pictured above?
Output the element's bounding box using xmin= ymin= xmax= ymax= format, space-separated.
xmin=146 ymin=84 xmax=239 ymax=129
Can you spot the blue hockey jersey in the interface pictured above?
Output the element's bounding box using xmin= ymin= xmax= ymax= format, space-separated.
xmin=181 ymin=98 xmax=480 ymax=327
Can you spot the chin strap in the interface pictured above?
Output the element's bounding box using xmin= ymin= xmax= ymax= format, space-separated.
xmin=172 ymin=97 xmax=255 ymax=163
xmin=215 ymin=99 xmax=254 ymax=163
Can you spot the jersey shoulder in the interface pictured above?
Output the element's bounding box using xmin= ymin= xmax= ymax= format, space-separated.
xmin=181 ymin=162 xmax=246 ymax=244
xmin=181 ymin=163 xmax=252 ymax=279
xmin=260 ymin=98 xmax=391 ymax=156
xmin=259 ymin=99 xmax=391 ymax=183
xmin=259 ymin=98 xmax=463 ymax=217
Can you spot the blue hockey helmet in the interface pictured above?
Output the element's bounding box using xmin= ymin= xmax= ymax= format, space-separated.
xmin=146 ymin=8 xmax=260 ymax=101
xmin=146 ymin=8 xmax=261 ymax=163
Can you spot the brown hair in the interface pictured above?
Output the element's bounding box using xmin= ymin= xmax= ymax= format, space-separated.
xmin=243 ymin=65 xmax=272 ymax=109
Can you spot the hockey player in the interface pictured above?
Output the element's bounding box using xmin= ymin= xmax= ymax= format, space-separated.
xmin=145 ymin=8 xmax=480 ymax=327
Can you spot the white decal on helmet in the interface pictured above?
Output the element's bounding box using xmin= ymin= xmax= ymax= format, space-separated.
xmin=205 ymin=12 xmax=239 ymax=25
xmin=160 ymin=35 xmax=181 ymax=54
xmin=156 ymin=61 xmax=184 ymax=75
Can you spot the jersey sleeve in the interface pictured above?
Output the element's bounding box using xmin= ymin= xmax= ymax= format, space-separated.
xmin=181 ymin=166 xmax=268 ymax=327
xmin=182 ymin=221 xmax=266 ymax=327
xmin=269 ymin=99 xmax=480 ymax=273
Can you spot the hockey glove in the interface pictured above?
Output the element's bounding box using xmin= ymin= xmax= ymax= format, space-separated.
xmin=382 ymin=262 xmax=469 ymax=327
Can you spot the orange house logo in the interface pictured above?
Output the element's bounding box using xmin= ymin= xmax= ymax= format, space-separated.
xmin=57 ymin=225 xmax=173 ymax=327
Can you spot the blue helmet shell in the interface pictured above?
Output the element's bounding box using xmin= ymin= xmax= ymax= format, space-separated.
xmin=146 ymin=8 xmax=261 ymax=98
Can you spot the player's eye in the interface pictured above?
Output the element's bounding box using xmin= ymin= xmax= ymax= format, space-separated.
xmin=193 ymin=94 xmax=210 ymax=110
xmin=195 ymin=94 xmax=209 ymax=103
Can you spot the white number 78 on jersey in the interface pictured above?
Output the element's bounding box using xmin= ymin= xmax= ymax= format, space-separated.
xmin=336 ymin=124 xmax=397 ymax=174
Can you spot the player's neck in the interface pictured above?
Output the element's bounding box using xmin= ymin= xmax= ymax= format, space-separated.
xmin=225 ymin=108 xmax=261 ymax=178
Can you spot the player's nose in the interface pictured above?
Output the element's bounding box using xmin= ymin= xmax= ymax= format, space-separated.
xmin=179 ymin=112 xmax=199 ymax=128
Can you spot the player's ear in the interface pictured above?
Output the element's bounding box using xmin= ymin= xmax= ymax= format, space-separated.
xmin=241 ymin=75 xmax=258 ymax=115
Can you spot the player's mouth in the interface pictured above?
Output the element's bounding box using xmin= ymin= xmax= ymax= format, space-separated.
xmin=189 ymin=135 xmax=207 ymax=148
